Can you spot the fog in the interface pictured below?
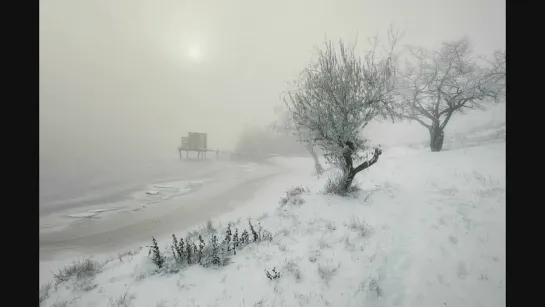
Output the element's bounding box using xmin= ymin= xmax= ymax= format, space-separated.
xmin=40 ymin=0 xmax=505 ymax=169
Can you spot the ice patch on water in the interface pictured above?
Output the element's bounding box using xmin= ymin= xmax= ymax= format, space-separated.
xmin=67 ymin=208 xmax=117 ymax=218
xmin=135 ymin=178 xmax=219 ymax=204
xmin=236 ymin=163 xmax=259 ymax=172
xmin=66 ymin=208 xmax=118 ymax=218
xmin=67 ymin=212 xmax=97 ymax=218
xmin=87 ymin=208 xmax=115 ymax=213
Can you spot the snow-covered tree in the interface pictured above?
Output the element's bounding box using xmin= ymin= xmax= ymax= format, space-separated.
xmin=271 ymin=105 xmax=324 ymax=175
xmin=394 ymin=38 xmax=506 ymax=152
xmin=285 ymin=33 xmax=401 ymax=192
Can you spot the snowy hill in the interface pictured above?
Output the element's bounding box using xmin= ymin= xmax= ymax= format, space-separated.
xmin=40 ymin=136 xmax=505 ymax=307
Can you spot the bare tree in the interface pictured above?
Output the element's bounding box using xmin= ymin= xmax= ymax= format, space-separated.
xmin=285 ymin=32 xmax=401 ymax=193
xmin=482 ymin=49 xmax=506 ymax=96
xmin=394 ymin=38 xmax=506 ymax=152
xmin=234 ymin=126 xmax=276 ymax=157
xmin=271 ymin=106 xmax=324 ymax=175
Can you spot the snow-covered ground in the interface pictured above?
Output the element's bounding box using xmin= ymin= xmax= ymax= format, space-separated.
xmin=39 ymin=125 xmax=505 ymax=307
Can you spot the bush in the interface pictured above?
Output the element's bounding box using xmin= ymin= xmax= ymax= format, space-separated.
xmin=186 ymin=238 xmax=194 ymax=264
xmin=171 ymin=234 xmax=184 ymax=263
xmin=223 ymin=223 xmax=232 ymax=251
xmin=317 ymin=261 xmax=340 ymax=285
xmin=284 ymin=260 xmax=302 ymax=281
xmin=323 ymin=171 xmax=361 ymax=196
xmin=198 ymin=235 xmax=205 ymax=264
xmin=149 ymin=220 xmax=273 ymax=270
xmin=109 ymin=289 xmax=136 ymax=307
xmin=210 ymin=235 xmax=220 ymax=265
xmin=265 ymin=267 xmax=281 ymax=280
xmin=249 ymin=220 xmax=259 ymax=242
xmin=233 ymin=228 xmax=239 ymax=255
xmin=39 ymin=282 xmax=52 ymax=303
xmin=149 ymin=237 xmax=165 ymax=268
xmin=53 ymin=257 xmax=102 ymax=285
xmin=241 ymin=229 xmax=249 ymax=245
xmin=345 ymin=215 xmax=371 ymax=237
xmin=279 ymin=186 xmax=308 ymax=206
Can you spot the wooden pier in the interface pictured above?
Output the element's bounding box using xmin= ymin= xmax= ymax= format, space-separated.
xmin=177 ymin=147 xmax=216 ymax=159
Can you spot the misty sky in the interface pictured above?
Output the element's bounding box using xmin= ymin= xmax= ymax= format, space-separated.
xmin=40 ymin=0 xmax=505 ymax=166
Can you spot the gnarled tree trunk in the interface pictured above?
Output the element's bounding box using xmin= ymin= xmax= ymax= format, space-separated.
xmin=341 ymin=147 xmax=382 ymax=192
xmin=343 ymin=169 xmax=357 ymax=192
xmin=429 ymin=122 xmax=445 ymax=152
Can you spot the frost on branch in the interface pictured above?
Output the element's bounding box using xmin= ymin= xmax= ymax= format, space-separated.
xmin=285 ymin=30 xmax=402 ymax=192
xmin=394 ymin=38 xmax=506 ymax=152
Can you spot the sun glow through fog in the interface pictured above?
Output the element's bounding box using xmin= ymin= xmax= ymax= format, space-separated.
xmin=188 ymin=45 xmax=202 ymax=61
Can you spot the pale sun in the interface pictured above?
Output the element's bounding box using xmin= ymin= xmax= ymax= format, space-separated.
xmin=188 ymin=45 xmax=202 ymax=61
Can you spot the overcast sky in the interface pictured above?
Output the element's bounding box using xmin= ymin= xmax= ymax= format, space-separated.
xmin=40 ymin=0 xmax=505 ymax=166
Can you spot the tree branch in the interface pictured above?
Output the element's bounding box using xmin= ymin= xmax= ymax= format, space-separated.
xmin=396 ymin=38 xmax=505 ymax=136
xmin=435 ymin=63 xmax=453 ymax=117
xmin=402 ymin=113 xmax=431 ymax=129
xmin=440 ymin=110 xmax=454 ymax=130
xmin=354 ymin=147 xmax=382 ymax=173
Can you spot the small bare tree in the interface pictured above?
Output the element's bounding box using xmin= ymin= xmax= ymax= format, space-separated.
xmin=271 ymin=106 xmax=324 ymax=175
xmin=394 ymin=38 xmax=506 ymax=152
xmin=285 ymin=32 xmax=401 ymax=192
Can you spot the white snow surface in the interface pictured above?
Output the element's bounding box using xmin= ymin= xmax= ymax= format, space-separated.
xmin=39 ymin=141 xmax=505 ymax=307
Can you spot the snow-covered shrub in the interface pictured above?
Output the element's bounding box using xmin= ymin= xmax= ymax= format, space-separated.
xmin=171 ymin=234 xmax=184 ymax=263
xmin=223 ymin=223 xmax=232 ymax=251
xmin=317 ymin=261 xmax=340 ymax=285
xmin=210 ymin=235 xmax=220 ymax=265
xmin=323 ymin=171 xmax=361 ymax=196
xmin=249 ymin=219 xmax=259 ymax=242
xmin=279 ymin=186 xmax=308 ymax=206
xmin=198 ymin=235 xmax=205 ymax=264
xmin=232 ymin=227 xmax=239 ymax=254
xmin=53 ymin=257 xmax=102 ymax=285
xmin=52 ymin=301 xmax=69 ymax=307
xmin=260 ymin=228 xmax=273 ymax=242
xmin=284 ymin=259 xmax=302 ymax=281
xmin=108 ymin=289 xmax=136 ymax=307
xmin=152 ymin=222 xmax=274 ymax=270
xmin=185 ymin=238 xmax=193 ymax=265
xmin=192 ymin=243 xmax=198 ymax=262
xmin=39 ymin=282 xmax=52 ymax=303
xmin=265 ymin=267 xmax=281 ymax=280
xmin=149 ymin=237 xmax=165 ymax=268
xmin=241 ymin=229 xmax=250 ymax=245
xmin=345 ymin=215 xmax=371 ymax=237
